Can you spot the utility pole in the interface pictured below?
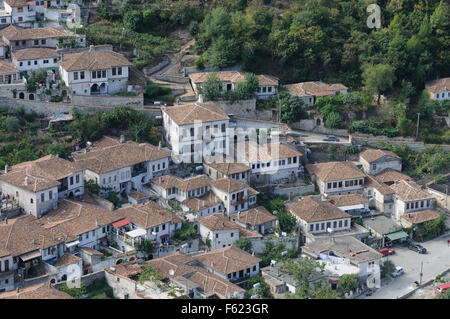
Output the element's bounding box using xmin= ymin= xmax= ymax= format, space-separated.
xmin=419 ymin=261 xmax=423 ymax=285
xmin=416 ymin=113 xmax=420 ymax=139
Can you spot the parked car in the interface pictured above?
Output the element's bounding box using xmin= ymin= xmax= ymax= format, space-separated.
xmin=322 ymin=135 xmax=340 ymax=142
xmin=435 ymin=283 xmax=450 ymax=294
xmin=391 ymin=266 xmax=404 ymax=278
xmin=379 ymin=248 xmax=395 ymax=256
xmin=408 ymin=243 xmax=427 ymax=254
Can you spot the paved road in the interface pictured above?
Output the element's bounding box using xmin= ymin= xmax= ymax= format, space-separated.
xmin=364 ymin=233 xmax=450 ymax=299
xmin=286 ymin=129 xmax=351 ymax=145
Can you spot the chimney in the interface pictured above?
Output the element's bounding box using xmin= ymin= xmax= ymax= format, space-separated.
xmin=24 ymin=176 xmax=29 ymax=186
xmin=4 ymin=165 xmax=8 ymax=174
xmin=158 ymin=141 xmax=161 ymax=150
xmin=95 ymin=218 xmax=98 ymax=227
xmin=5 ymin=218 xmax=7 ymax=225
xmin=120 ymin=135 xmax=125 ymax=144
xmin=89 ymin=44 xmax=94 ymax=52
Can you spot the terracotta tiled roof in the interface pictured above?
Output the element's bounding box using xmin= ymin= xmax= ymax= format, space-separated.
xmin=145 ymin=251 xmax=245 ymax=298
xmin=0 ymin=284 xmax=73 ymax=299
xmin=189 ymin=71 xmax=279 ymax=86
xmin=360 ymin=149 xmax=401 ymax=163
xmin=204 ymin=156 xmax=251 ymax=175
xmin=305 ymin=161 xmax=365 ymax=182
xmin=285 ymin=81 xmax=348 ymax=98
xmin=425 ymin=77 xmax=450 ymax=93
xmin=152 ymin=174 xmax=211 ymax=192
xmin=12 ymin=48 xmax=59 ymax=61
xmin=327 ymin=194 xmax=369 ymax=207
xmin=402 ymin=210 xmax=441 ymax=224
xmin=210 ymin=178 xmax=253 ymax=194
xmin=0 ymin=60 xmax=18 ymax=74
xmin=195 ymin=246 xmax=260 ymax=276
xmin=0 ymin=25 xmax=69 ymax=41
xmin=79 ymin=246 xmax=103 ymax=256
xmin=3 ymin=0 xmax=28 ymax=7
xmin=60 ymin=49 xmax=132 ymax=71
xmin=390 ymin=180 xmax=433 ymax=202
xmin=237 ymin=141 xmax=303 ymax=162
xmin=288 ymin=196 xmax=351 ymax=222
xmin=0 ymin=155 xmax=81 ymax=192
xmin=197 ymin=214 xmax=239 ymax=231
xmin=374 ymin=168 xmax=411 ymax=184
xmin=364 ymin=176 xmax=393 ymax=197
xmin=163 ymin=102 xmax=229 ymax=126
xmin=182 ymin=191 xmax=222 ymax=211
xmin=73 ymin=137 xmax=170 ymax=174
xmin=116 ymin=201 xmax=182 ymax=229
xmin=238 ymin=226 xmax=263 ymax=239
xmin=53 ymin=253 xmax=82 ymax=268
xmin=232 ymin=206 xmax=276 ymax=226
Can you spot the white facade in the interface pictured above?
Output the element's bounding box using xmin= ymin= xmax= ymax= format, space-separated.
xmin=163 ymin=114 xmax=229 ymax=164
xmin=319 ymin=178 xmax=365 ymax=196
xmin=14 ymin=55 xmax=59 ymax=72
xmin=2 ymin=1 xmax=36 ymax=26
xmin=393 ymin=197 xmax=434 ymax=222
xmin=60 ymin=65 xmax=129 ymax=96
xmin=361 ymin=157 xmax=402 ymax=176
xmin=198 ymin=224 xmax=239 ymax=251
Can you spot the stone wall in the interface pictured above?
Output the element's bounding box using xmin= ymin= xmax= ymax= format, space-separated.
xmin=143 ymin=58 xmax=170 ymax=76
xmin=153 ymin=75 xmax=189 ymax=84
xmin=250 ymin=236 xmax=299 ymax=254
xmin=0 ymin=96 xmax=161 ymax=117
xmin=273 ymin=184 xmax=315 ymax=197
xmin=216 ymin=99 xmax=256 ymax=117
xmin=71 ymin=93 xmax=144 ymax=107
xmin=52 ymin=270 xmax=106 ymax=290
xmin=350 ymin=134 xmax=450 ymax=152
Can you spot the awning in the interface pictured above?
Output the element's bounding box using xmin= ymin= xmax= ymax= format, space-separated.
xmin=160 ymin=234 xmax=169 ymax=239
xmin=100 ymin=237 xmax=108 ymax=242
xmin=65 ymin=240 xmax=80 ymax=248
xmin=386 ymin=230 xmax=408 ymax=241
xmin=19 ymin=250 xmax=41 ymax=262
xmin=112 ymin=218 xmax=130 ymax=228
xmin=126 ymin=228 xmax=147 ymax=238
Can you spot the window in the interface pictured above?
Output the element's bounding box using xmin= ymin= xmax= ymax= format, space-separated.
xmin=92 ymin=71 xmax=96 ymax=79
xmin=49 ymin=190 xmax=52 ymax=200
xmin=34 ymin=40 xmax=39 ymax=45
xmin=268 ymin=86 xmax=272 ymax=92
xmin=85 ymin=233 xmax=89 ymax=239
xmin=344 ymin=220 xmax=348 ymax=227
xmin=310 ymin=224 xmax=314 ymax=232
xmin=162 ymin=224 xmax=166 ymax=230
xmin=80 ymin=71 xmax=84 ymax=79
xmin=102 ymin=70 xmax=106 ymax=78
xmin=34 ymin=60 xmax=37 ymax=65
xmin=70 ymin=176 xmax=74 ymax=185
xmin=27 ymin=61 xmax=31 ymax=66
xmin=117 ymin=67 xmax=122 ymax=75
xmin=43 ymin=60 xmax=49 ymax=64
xmin=315 ymin=224 xmax=319 ymax=231
xmin=339 ymin=220 xmax=342 ymax=228
xmin=231 ymin=232 xmax=234 ymax=237
xmin=253 ymin=265 xmax=256 ymax=271
xmin=112 ymin=68 xmax=116 ymax=76
xmin=327 ymin=183 xmax=332 ymax=189
xmin=221 ymin=123 xmax=226 ymax=132
xmin=53 ymin=58 xmax=57 ymax=63
xmin=326 ymin=222 xmax=331 ymax=229
xmin=333 ymin=221 xmax=337 ymax=228
xmin=30 ymin=198 xmax=33 ymax=203
xmin=73 ymin=72 xmax=78 ymax=80
xmin=41 ymin=193 xmax=45 ymax=202
xmin=216 ymin=234 xmax=219 ymax=239
xmin=321 ymin=223 xmax=325 ymax=230
xmin=76 ymin=174 xmax=80 ymax=183
xmin=19 ymin=62 xmax=23 ymax=66
xmin=41 ymin=39 xmax=46 ymax=45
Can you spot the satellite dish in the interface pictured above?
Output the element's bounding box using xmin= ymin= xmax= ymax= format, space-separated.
xmin=273 ymin=210 xmax=278 ymax=215
xmin=169 ymin=269 xmax=175 ymax=276
xmin=327 ymin=228 xmax=334 ymax=234
xmin=253 ymin=283 xmax=260 ymax=288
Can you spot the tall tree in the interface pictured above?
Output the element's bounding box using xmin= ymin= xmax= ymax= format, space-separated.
xmin=362 ymin=64 xmax=397 ymax=104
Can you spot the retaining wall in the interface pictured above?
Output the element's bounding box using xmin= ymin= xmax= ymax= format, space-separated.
xmin=71 ymin=94 xmax=144 ymax=107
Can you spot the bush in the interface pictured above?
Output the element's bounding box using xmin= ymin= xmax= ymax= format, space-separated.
xmin=4 ymin=116 xmax=20 ymax=132
xmin=234 ymin=238 xmax=252 ymax=253
xmin=174 ymin=221 xmax=197 ymax=242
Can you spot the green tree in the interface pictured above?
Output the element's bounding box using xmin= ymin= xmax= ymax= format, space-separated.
xmin=137 ymin=239 xmax=154 ymax=259
xmin=339 ymin=274 xmax=358 ymax=293
xmin=282 ymin=258 xmax=340 ymax=299
xmin=198 ymin=73 xmax=223 ymax=101
xmin=278 ymin=91 xmax=307 ymax=124
xmin=46 ymin=144 xmax=70 ymax=158
xmin=325 ymin=111 xmax=341 ymax=129
xmin=124 ymin=10 xmax=143 ymax=32
xmin=3 ymin=116 xmax=20 ymax=132
xmin=362 ymin=64 xmax=397 ymax=104
xmin=205 ymin=35 xmax=239 ymax=69
xmin=244 ymin=275 xmax=273 ymax=299
xmin=174 ymin=222 xmax=197 ymax=242
xmin=234 ymin=238 xmax=252 ymax=253
xmin=381 ymin=260 xmax=396 ymax=278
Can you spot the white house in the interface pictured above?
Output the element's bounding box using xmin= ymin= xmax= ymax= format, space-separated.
xmin=203 ymin=156 xmax=251 ymax=184
xmin=0 ymin=0 xmax=36 ymax=27
xmin=162 ymin=102 xmax=230 ymax=164
xmin=287 ymin=196 xmax=351 ymax=243
xmin=230 ymin=206 xmax=278 ymax=235
xmin=359 ymin=149 xmax=402 ymax=175
xmin=0 ymin=59 xmax=21 ymax=84
xmin=306 ymin=161 xmax=366 ymax=196
xmin=0 ymin=155 xmax=84 ymax=218
xmin=59 ymin=45 xmax=133 ymax=96
xmin=197 ymin=214 xmax=240 ymax=250
xmin=236 ymin=141 xmax=303 ymax=186
xmin=209 ymin=178 xmax=258 ymax=215
xmin=194 ymin=246 xmax=261 ymax=283
xmin=188 ymin=71 xmax=279 ymax=101
xmin=12 ymin=48 xmax=59 ymax=73
xmin=425 ymin=77 xmax=450 ymax=101
xmin=73 ymin=136 xmax=171 ymax=196
xmin=285 ymin=81 xmax=348 ymax=106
